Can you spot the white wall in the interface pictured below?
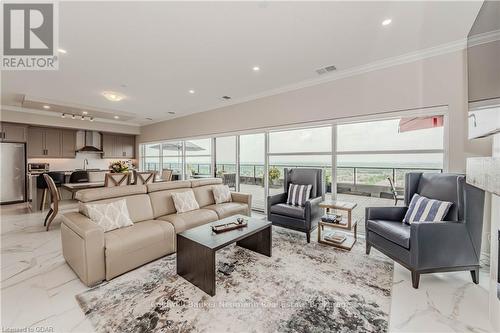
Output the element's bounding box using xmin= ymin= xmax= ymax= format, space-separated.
xmin=138 ymin=50 xmax=492 ymax=172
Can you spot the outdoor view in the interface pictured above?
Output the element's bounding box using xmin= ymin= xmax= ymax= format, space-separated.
xmin=141 ymin=116 xmax=444 ymax=211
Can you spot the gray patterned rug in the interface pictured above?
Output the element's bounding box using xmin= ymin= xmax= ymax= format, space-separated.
xmin=76 ymin=227 xmax=393 ymax=333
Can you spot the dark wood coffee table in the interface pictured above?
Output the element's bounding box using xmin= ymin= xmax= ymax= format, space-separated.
xmin=176 ymin=214 xmax=272 ymax=296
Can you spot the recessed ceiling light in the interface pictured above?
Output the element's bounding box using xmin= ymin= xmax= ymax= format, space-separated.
xmin=61 ymin=113 xmax=66 ymax=118
xmin=222 ymin=96 xmax=232 ymax=100
xmin=382 ymin=18 xmax=392 ymax=26
xmin=57 ymin=48 xmax=67 ymax=54
xmin=188 ymin=90 xmax=195 ymax=94
xmin=80 ymin=116 xmax=85 ymax=120
xmin=89 ymin=117 xmax=94 ymax=122
xmin=252 ymin=66 xmax=260 ymax=71
xmin=82 ymin=111 xmax=88 ymax=115
xmin=71 ymin=114 xmax=76 ymax=119
xmin=43 ymin=105 xmax=50 ymax=109
xmin=102 ymin=91 xmax=126 ymax=102
xmin=114 ymin=115 xmax=120 ymax=119
xmin=167 ymin=111 xmax=176 ymax=115
xmin=146 ymin=117 xmax=153 ymax=121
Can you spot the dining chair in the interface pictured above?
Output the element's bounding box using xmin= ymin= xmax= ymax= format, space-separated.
xmin=133 ymin=170 xmax=157 ymax=185
xmin=43 ymin=174 xmax=61 ymax=231
xmin=37 ymin=172 xmax=64 ymax=210
xmin=104 ymin=173 xmax=131 ymax=187
xmin=161 ymin=169 xmax=173 ymax=181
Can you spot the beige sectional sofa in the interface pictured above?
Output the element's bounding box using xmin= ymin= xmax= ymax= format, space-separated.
xmin=61 ymin=178 xmax=251 ymax=286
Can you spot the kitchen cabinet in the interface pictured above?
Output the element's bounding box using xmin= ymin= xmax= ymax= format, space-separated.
xmin=61 ymin=130 xmax=76 ymax=157
xmin=27 ymin=127 xmax=46 ymax=157
xmin=27 ymin=127 xmax=75 ymax=158
xmin=102 ymin=134 xmax=135 ymax=158
xmin=0 ymin=122 xmax=27 ymax=142
xmin=44 ymin=128 xmax=62 ymax=157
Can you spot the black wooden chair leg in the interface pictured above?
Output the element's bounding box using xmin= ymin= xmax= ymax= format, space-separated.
xmin=46 ymin=212 xmax=56 ymax=231
xmin=366 ymin=243 xmax=371 ymax=255
xmin=411 ymin=271 xmax=420 ymax=289
xmin=43 ymin=208 xmax=53 ymax=226
xmin=306 ymin=232 xmax=311 ymax=243
xmin=471 ymin=268 xmax=479 ymax=284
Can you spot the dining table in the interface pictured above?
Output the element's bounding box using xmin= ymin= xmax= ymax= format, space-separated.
xmin=62 ymin=182 xmax=105 ymax=196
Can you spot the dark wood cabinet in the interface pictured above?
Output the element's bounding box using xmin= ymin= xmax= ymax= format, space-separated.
xmin=0 ymin=122 xmax=27 ymax=142
xmin=102 ymin=133 xmax=135 ymax=158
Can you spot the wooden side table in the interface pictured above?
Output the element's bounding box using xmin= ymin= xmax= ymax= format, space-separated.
xmin=317 ymin=200 xmax=358 ymax=250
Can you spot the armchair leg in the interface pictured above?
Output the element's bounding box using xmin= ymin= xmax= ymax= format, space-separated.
xmin=306 ymin=232 xmax=311 ymax=243
xmin=411 ymin=271 xmax=420 ymax=289
xmin=366 ymin=243 xmax=371 ymax=255
xmin=470 ymin=268 xmax=479 ymax=284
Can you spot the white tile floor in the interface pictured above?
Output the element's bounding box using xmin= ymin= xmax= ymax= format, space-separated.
xmin=0 ymin=203 xmax=494 ymax=333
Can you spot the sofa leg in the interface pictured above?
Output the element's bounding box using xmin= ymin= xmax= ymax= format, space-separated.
xmin=366 ymin=243 xmax=371 ymax=255
xmin=471 ymin=268 xmax=479 ymax=284
xmin=306 ymin=232 xmax=311 ymax=243
xmin=411 ymin=271 xmax=420 ymax=289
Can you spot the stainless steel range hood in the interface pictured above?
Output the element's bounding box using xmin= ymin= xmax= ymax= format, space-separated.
xmin=76 ymin=131 xmax=103 ymax=154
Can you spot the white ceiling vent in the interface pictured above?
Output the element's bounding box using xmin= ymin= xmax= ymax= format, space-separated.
xmin=315 ymin=65 xmax=337 ymax=75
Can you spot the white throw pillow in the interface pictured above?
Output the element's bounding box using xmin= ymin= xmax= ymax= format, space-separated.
xmin=171 ymin=190 xmax=200 ymax=214
xmin=85 ymin=199 xmax=133 ymax=232
xmin=212 ymin=185 xmax=232 ymax=204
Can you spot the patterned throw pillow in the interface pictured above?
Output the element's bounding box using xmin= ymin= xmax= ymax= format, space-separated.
xmin=212 ymin=185 xmax=232 ymax=204
xmin=171 ymin=190 xmax=200 ymax=214
xmin=85 ymin=199 xmax=133 ymax=232
xmin=403 ymin=193 xmax=453 ymax=224
xmin=286 ymin=183 xmax=312 ymax=207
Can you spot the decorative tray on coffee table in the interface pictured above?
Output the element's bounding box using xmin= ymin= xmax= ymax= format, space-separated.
xmin=211 ymin=219 xmax=248 ymax=233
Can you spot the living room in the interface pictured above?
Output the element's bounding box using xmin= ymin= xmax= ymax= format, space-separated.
xmin=1 ymin=1 xmax=499 ymax=332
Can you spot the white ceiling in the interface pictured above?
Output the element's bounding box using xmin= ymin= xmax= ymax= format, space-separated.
xmin=1 ymin=1 xmax=483 ymax=125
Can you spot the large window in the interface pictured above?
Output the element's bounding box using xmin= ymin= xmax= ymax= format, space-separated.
xmin=268 ymin=126 xmax=332 ymax=194
xmin=140 ymin=112 xmax=446 ymax=212
xmin=336 ymin=117 xmax=444 ymax=191
xmin=185 ymin=139 xmax=212 ymax=178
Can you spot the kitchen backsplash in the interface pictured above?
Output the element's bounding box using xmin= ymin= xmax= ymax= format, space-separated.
xmin=28 ymin=152 xmax=136 ymax=171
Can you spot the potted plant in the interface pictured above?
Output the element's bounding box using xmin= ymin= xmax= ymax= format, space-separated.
xmin=109 ymin=160 xmax=129 ymax=173
xmin=268 ymin=167 xmax=281 ymax=186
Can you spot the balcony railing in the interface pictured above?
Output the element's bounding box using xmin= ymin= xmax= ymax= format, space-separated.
xmin=145 ymin=162 xmax=442 ymax=190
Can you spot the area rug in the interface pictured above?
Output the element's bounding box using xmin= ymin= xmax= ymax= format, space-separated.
xmin=76 ymin=227 xmax=393 ymax=333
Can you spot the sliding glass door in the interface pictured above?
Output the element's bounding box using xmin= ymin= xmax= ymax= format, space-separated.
xmin=239 ymin=133 xmax=266 ymax=211
xmin=215 ymin=136 xmax=237 ymax=190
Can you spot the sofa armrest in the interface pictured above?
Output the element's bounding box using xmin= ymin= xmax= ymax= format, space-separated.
xmin=410 ymin=221 xmax=479 ymax=270
xmin=231 ymin=192 xmax=252 ymax=215
xmin=365 ymin=206 xmax=408 ymax=222
xmin=61 ymin=212 xmax=105 ymax=286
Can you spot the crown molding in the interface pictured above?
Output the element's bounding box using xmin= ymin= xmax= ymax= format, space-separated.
xmin=467 ymin=29 xmax=500 ymax=47
xmin=147 ymin=38 xmax=468 ymax=126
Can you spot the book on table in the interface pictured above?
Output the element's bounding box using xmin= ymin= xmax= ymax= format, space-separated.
xmin=324 ymin=231 xmax=346 ymax=244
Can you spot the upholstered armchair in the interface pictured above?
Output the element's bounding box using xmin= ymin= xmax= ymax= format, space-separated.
xmin=267 ymin=168 xmax=324 ymax=243
xmin=365 ymin=172 xmax=485 ymax=288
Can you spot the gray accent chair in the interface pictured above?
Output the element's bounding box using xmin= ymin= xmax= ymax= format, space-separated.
xmin=267 ymin=168 xmax=324 ymax=243
xmin=365 ymin=172 xmax=485 ymax=288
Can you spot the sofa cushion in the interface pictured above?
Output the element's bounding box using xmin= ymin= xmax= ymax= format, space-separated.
xmin=158 ymin=209 xmax=218 ymax=233
xmin=79 ymin=194 xmax=154 ymax=223
xmin=270 ymin=203 xmax=306 ymax=219
xmin=192 ymin=185 xmax=217 ymax=207
xmin=104 ymin=220 xmax=175 ymax=279
xmin=171 ymin=190 xmax=200 ymax=213
xmin=366 ymin=219 xmax=411 ymax=249
xmin=85 ymin=199 xmax=133 ymax=232
xmin=149 ymin=187 xmax=190 ymax=218
xmin=205 ymin=202 xmax=248 ymax=219
xmin=212 ymin=185 xmax=232 ymax=204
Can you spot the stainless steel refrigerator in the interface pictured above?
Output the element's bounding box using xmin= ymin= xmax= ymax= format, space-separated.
xmin=0 ymin=142 xmax=26 ymax=204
